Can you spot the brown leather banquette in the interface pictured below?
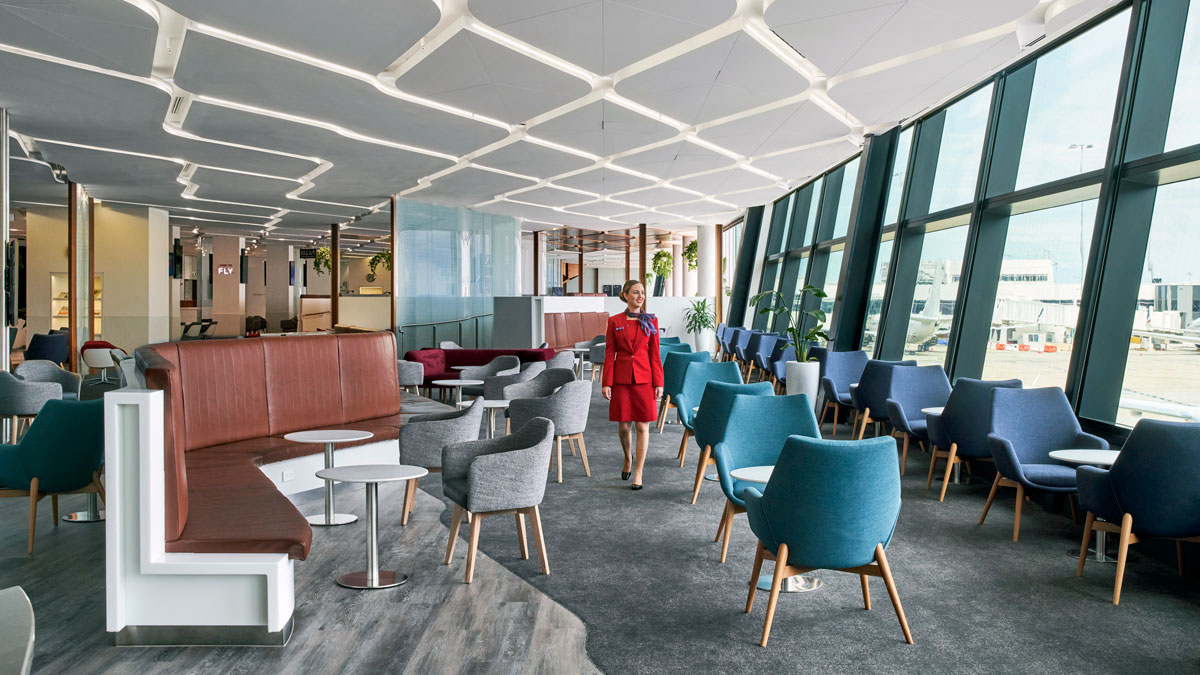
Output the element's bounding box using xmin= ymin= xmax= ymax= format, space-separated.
xmin=136 ymin=332 xmax=416 ymax=561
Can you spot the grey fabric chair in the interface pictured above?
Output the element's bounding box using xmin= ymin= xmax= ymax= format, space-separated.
xmin=442 ymin=417 xmax=555 ymax=583
xmin=588 ymin=342 xmax=606 ymax=382
xmin=0 ymin=372 xmax=62 ymax=443
xmin=15 ymin=361 xmax=82 ymax=401
xmin=503 ymin=368 xmax=576 ymax=400
xmin=117 ymin=358 xmax=143 ymax=389
xmin=460 ymin=356 xmax=522 ymax=397
xmin=398 ymin=398 xmax=484 ymax=525
xmin=509 ymin=379 xmax=592 ymax=483
xmin=573 ymin=334 xmax=604 ymax=350
xmin=482 ymin=361 xmax=547 ymax=400
xmin=396 ymin=360 xmax=425 ymax=394
xmin=439 ymin=341 xmax=462 ymax=350
xmin=545 ymin=351 xmax=575 ymax=373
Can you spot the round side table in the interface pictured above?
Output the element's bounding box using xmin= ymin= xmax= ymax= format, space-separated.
xmin=1051 ymin=449 xmax=1120 ymax=563
xmin=729 ymin=465 xmax=822 ymax=593
xmin=317 ymin=464 xmax=428 ymax=589
xmin=432 ymin=379 xmax=484 ymax=406
xmin=285 ymin=429 xmax=373 ymax=526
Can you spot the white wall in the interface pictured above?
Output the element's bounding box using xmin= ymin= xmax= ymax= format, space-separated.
xmin=265 ymin=244 xmax=293 ymax=331
xmin=92 ymin=205 xmax=170 ymax=351
xmin=210 ymin=234 xmax=244 ymax=337
xmin=24 ymin=207 xmax=68 ymax=337
xmin=339 ymin=255 xmax=392 ymax=294
xmin=246 ymin=255 xmax=267 ymax=319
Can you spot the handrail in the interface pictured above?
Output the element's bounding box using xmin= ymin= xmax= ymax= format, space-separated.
xmin=397 ymin=313 xmax=494 ymax=354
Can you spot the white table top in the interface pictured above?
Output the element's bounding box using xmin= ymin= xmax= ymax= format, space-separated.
xmin=1049 ymin=449 xmax=1120 ymax=467
xmin=451 ymin=365 xmax=472 ymax=371
xmin=284 ymin=429 xmax=373 ymax=444
xmin=432 ymin=379 xmax=484 ymax=387
xmin=570 ymin=348 xmax=590 ymax=353
xmin=731 ymin=465 xmax=773 ymax=484
xmin=921 ymin=406 xmax=945 ymax=416
xmin=458 ymin=399 xmax=510 ymax=408
xmin=317 ymin=464 xmax=428 ymax=484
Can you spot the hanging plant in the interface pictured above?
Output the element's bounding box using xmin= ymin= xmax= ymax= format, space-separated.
xmin=312 ymin=246 xmax=332 ymax=275
xmin=368 ymin=249 xmax=392 ymax=277
xmin=651 ymin=250 xmax=674 ymax=279
xmin=682 ymin=240 xmax=698 ymax=271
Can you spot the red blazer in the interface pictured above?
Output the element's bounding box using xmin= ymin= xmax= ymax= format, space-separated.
xmin=602 ymin=312 xmax=663 ymax=388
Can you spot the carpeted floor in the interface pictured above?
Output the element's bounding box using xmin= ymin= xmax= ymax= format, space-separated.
xmin=420 ymin=385 xmax=1200 ymax=675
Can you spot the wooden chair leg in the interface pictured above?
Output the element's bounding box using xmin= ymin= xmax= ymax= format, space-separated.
xmin=516 ymin=512 xmax=529 ymax=560
xmin=818 ymin=401 xmax=830 ymax=427
xmin=576 ymin=434 xmax=590 ymax=477
xmin=1076 ymin=512 xmax=1095 ymax=577
xmin=761 ymin=542 xmax=789 ymax=647
xmin=691 ymin=445 xmax=711 ymax=505
xmin=464 ymin=512 xmax=483 ymax=583
xmin=832 ymin=403 xmax=839 ymax=439
xmin=529 ymin=505 xmax=550 ymax=575
xmin=926 ymin=446 xmax=939 ymax=490
xmin=746 ymin=541 xmax=765 ymax=614
xmin=720 ymin=500 xmax=735 ymax=564
xmin=555 ymin=436 xmax=563 ymax=483
xmin=27 ymin=477 xmax=39 ymax=555
xmin=1113 ymin=512 xmax=1133 ymax=605
xmin=568 ymin=436 xmax=577 ymax=456
xmin=714 ymin=500 xmax=730 ymax=543
xmin=1012 ymin=483 xmax=1025 ymax=542
xmin=938 ymin=443 xmax=959 ymax=502
xmin=93 ymin=471 xmax=106 ymax=503
xmin=445 ymin=504 xmax=465 ymax=564
xmin=657 ymin=395 xmax=670 ymax=434
xmin=898 ymin=433 xmax=909 ymax=476
xmin=857 ymin=410 xmax=871 ymax=441
xmin=1067 ymin=494 xmax=1078 ymax=524
xmin=876 ymin=544 xmax=914 ymax=644
xmin=860 ymin=574 xmax=871 ymax=610
xmin=677 ymin=429 xmax=690 ymax=467
xmin=979 ymin=473 xmax=1002 ymax=525
xmin=52 ymin=495 xmax=58 ymax=526
xmin=401 ymin=478 xmax=417 ymax=525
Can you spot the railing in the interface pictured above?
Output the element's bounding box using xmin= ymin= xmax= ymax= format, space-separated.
xmin=397 ymin=313 xmax=494 ymax=355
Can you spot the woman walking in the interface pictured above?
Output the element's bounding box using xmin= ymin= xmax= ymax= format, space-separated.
xmin=602 ymin=280 xmax=663 ymax=490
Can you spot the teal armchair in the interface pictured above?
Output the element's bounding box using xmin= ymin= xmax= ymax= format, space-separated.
xmin=743 ymin=435 xmax=912 ymax=647
xmin=673 ymin=361 xmax=741 ymax=467
xmin=690 ymin=381 xmax=774 ymax=505
xmin=659 ymin=350 xmax=712 ymax=434
xmin=712 ymin=394 xmax=819 ymax=563
xmin=0 ymin=399 xmax=105 ymax=553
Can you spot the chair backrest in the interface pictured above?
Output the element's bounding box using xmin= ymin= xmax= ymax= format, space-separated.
xmin=693 ymin=380 xmax=775 ymax=451
xmin=716 ymin=323 xmax=727 ymax=343
xmin=989 ymin=387 xmax=1082 ymax=465
xmin=749 ymin=333 xmax=780 ymax=365
xmin=771 ymin=345 xmax=797 ymax=379
xmin=807 ymin=345 xmax=827 ymax=374
xmin=1108 ymin=419 xmax=1200 ymax=538
xmin=753 ymin=435 xmax=900 ymax=569
xmin=676 ymin=361 xmax=743 ymax=425
xmin=714 ymin=394 xmax=820 ymax=505
xmin=663 ymin=350 xmax=712 ymax=398
xmin=854 ymin=359 xmax=916 ymax=415
xmin=439 ymin=341 xmax=461 ymax=350
xmin=659 ymin=336 xmax=682 ymax=345
xmin=504 ymin=368 xmax=575 ymax=399
xmin=396 ymin=359 xmax=425 ymax=387
xmin=588 ymin=342 xmax=606 ymax=364
xmin=0 ymin=372 xmax=61 ymax=417
xmin=940 ymin=378 xmax=1021 ymax=458
xmin=659 ymin=342 xmax=693 ymax=365
xmin=545 ymin=351 xmax=575 ymax=371
xmin=25 ymin=333 xmax=69 ymax=365
xmin=735 ymin=329 xmax=759 ymax=352
xmin=15 ymin=360 xmax=81 ymax=399
xmin=18 ymin=399 xmax=104 ymax=493
xmin=118 ymin=358 xmax=143 ymax=389
xmin=722 ymin=327 xmax=744 ymax=351
xmin=510 ymin=380 xmax=591 ymax=436
xmin=886 ymin=365 xmax=951 ymax=431
xmin=822 ymin=350 xmax=870 ymax=396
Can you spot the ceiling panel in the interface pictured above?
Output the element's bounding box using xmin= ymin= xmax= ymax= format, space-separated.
xmin=748 ymin=140 xmax=860 ymax=182
xmin=511 ymin=186 xmax=588 ymax=208
xmin=563 ymin=200 xmax=642 ymax=217
xmin=161 ymin=0 xmax=439 ymax=74
xmin=395 ymin=31 xmax=590 ymax=124
xmin=616 ymin=140 xmax=734 ymax=179
xmin=0 ymin=0 xmax=157 ymax=76
xmin=617 ymin=33 xmax=809 ymax=125
xmin=174 ymin=32 xmax=508 ymax=157
xmin=714 ymin=186 xmax=781 ymax=208
xmin=670 ymin=167 xmax=776 ymax=194
xmin=473 ymin=140 xmax=595 ymax=177
xmin=529 ymin=100 xmax=678 ymax=157
xmin=468 ymin=0 xmax=735 ymax=76
xmin=553 ymin=167 xmax=654 ymax=195
xmin=699 ymin=101 xmax=848 ymax=157
xmin=10 ymin=157 xmax=67 ymax=205
xmin=411 ymin=167 xmax=536 ymax=206
xmin=655 ymin=199 xmax=728 ymax=217
xmin=481 ymin=199 xmax=619 ymax=229
xmin=610 ymin=185 xmax=702 ymax=207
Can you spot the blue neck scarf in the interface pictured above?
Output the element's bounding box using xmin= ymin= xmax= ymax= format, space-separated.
xmin=625 ymin=310 xmax=656 ymax=337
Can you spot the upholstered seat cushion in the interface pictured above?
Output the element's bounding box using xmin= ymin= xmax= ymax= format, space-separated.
xmin=1021 ymin=463 xmax=1078 ymax=488
xmin=906 ymin=419 xmax=928 ymax=439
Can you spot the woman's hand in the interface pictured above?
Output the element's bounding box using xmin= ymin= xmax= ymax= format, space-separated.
xmin=602 ymin=386 xmax=612 ymax=400
xmin=654 ymin=387 xmax=664 ymax=401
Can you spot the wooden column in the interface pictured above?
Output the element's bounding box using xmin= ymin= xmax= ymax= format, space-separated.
xmin=638 ymin=223 xmax=647 ymax=286
xmin=532 ymin=231 xmax=540 ymax=296
xmin=88 ymin=197 xmax=96 ymax=341
xmin=390 ymin=196 xmax=398 ymax=332
xmin=330 ymin=224 xmax=340 ymax=328
xmin=578 ymin=244 xmax=584 ymax=294
xmin=624 ymin=232 xmax=631 ymax=282
xmin=67 ymin=182 xmax=77 ymax=371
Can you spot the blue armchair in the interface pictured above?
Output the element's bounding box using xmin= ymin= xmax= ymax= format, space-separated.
xmin=733 ymin=329 xmax=762 ymax=368
xmin=659 ymin=351 xmax=712 ymax=433
xmin=24 ymin=333 xmax=69 ymax=366
xmin=660 ymin=336 xmax=682 ymax=345
xmin=720 ymin=326 xmax=739 ymax=361
xmin=673 ymin=361 xmax=742 ymax=467
xmin=743 ymin=435 xmax=912 ymax=647
xmin=745 ymin=332 xmax=779 ymax=382
xmin=0 ymin=399 xmax=104 ymax=553
xmin=715 ymin=323 xmax=727 ymax=359
xmin=1075 ymin=419 xmax=1200 ymax=604
xmin=925 ymin=378 xmax=1021 ymax=501
xmin=769 ymin=345 xmax=795 ymax=392
xmin=712 ymin=394 xmax=820 ymax=563
xmin=818 ymin=350 xmax=870 ymax=437
xmin=851 ymin=358 xmax=915 ymax=440
xmin=690 ymin=381 xmax=774 ymax=505
xmin=658 ymin=342 xmax=692 ymax=366
xmin=981 ymin=387 xmax=1108 ymax=542
xmin=884 ymin=365 xmax=951 ymax=475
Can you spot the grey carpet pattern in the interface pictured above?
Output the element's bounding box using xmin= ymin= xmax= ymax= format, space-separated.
xmin=426 ymin=386 xmax=1200 ymax=675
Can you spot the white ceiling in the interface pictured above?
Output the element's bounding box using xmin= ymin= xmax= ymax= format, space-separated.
xmin=0 ymin=0 xmax=1120 ymax=242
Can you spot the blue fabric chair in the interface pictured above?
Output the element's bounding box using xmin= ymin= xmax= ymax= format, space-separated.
xmin=722 ymin=327 xmax=746 ymax=362
xmin=743 ymin=435 xmax=912 ymax=647
xmin=1076 ymin=419 xmax=1200 ymax=604
xmin=925 ymin=378 xmax=1021 ymax=501
xmin=24 ymin=333 xmax=69 ymax=366
xmin=659 ymin=351 xmax=712 ymax=433
xmin=982 ymin=387 xmax=1108 ymax=542
xmin=769 ymin=345 xmax=795 ymax=390
xmin=884 ymin=365 xmax=951 ymax=476
xmin=733 ymin=329 xmax=761 ymax=367
xmin=715 ymin=323 xmax=727 ymax=358
xmin=819 ymin=350 xmax=870 ymax=437
xmin=660 ymin=336 xmax=683 ymax=345
xmin=691 ymin=381 xmax=774 ymax=504
xmin=0 ymin=399 xmax=104 ymax=553
xmin=850 ymin=358 xmax=915 ymax=440
xmin=658 ymin=342 xmax=692 ymax=366
xmin=712 ymin=394 xmax=820 ymax=563
xmin=673 ymin=362 xmax=742 ymax=466
xmin=746 ymin=332 xmax=779 ymax=382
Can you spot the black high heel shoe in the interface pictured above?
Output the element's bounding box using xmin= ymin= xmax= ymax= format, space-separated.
xmin=631 ymin=483 xmax=644 ymax=490
xmin=621 ymin=470 xmax=632 ymax=481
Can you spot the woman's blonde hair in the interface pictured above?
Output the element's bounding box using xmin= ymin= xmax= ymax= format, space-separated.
xmin=618 ymin=279 xmax=645 ymax=303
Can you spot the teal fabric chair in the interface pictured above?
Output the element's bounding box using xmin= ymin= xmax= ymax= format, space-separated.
xmin=660 ymin=336 xmax=683 ymax=345
xmin=712 ymin=394 xmax=820 ymax=562
xmin=743 ymin=435 xmax=912 ymax=647
xmin=690 ymin=381 xmax=774 ymax=505
xmin=673 ymin=362 xmax=742 ymax=467
xmin=0 ymin=399 xmax=105 ymax=553
xmin=658 ymin=342 xmax=692 ymax=365
xmin=659 ymin=351 xmax=712 ymax=433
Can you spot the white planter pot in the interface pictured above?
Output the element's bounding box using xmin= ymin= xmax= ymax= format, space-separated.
xmin=785 ymin=360 xmax=821 ymax=413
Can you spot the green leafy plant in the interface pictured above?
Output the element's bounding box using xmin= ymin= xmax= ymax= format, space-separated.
xmin=683 ymin=298 xmax=716 ymax=338
xmin=312 ymin=246 xmax=332 ymax=275
xmin=651 ymin=250 xmax=674 ymax=279
xmin=368 ymin=249 xmax=392 ymax=277
xmin=749 ymin=284 xmax=828 ymax=362
xmin=682 ymin=240 xmax=698 ymax=271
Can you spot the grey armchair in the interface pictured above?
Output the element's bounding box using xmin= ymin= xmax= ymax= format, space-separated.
xmin=502 ymin=368 xmax=575 ymax=401
xmin=0 ymin=372 xmax=62 ymax=442
xmin=482 ymin=361 xmax=547 ymax=400
xmin=458 ymin=356 xmax=521 ymax=389
xmin=439 ymin=341 xmax=462 ymax=350
xmin=442 ymin=417 xmax=555 ymax=583
xmin=396 ymin=360 xmax=425 ymax=394
xmin=588 ymin=342 xmax=606 ymax=382
xmin=16 ymin=361 xmax=82 ymax=401
xmin=509 ymin=379 xmax=592 ymax=483
xmin=397 ymin=398 xmax=484 ymax=524
xmin=545 ymin=351 xmax=575 ymax=373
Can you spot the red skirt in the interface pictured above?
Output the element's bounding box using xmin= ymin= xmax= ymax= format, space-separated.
xmin=609 ymin=383 xmax=657 ymax=422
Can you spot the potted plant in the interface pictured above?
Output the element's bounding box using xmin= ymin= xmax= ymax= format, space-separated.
xmin=682 ymin=240 xmax=698 ymax=271
xmin=683 ymin=297 xmax=716 ymax=353
xmin=749 ymin=284 xmax=828 ymax=409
